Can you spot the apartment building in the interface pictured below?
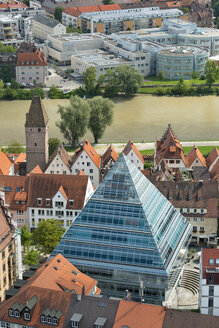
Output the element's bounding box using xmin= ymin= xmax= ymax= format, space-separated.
xmin=0 ymin=15 xmax=18 ymax=41
xmin=32 ymin=15 xmax=66 ymax=41
xmin=80 ymin=7 xmax=185 ymax=34
xmin=200 ymin=249 xmax=219 ymax=316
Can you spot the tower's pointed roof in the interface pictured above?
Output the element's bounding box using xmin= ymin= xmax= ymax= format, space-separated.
xmin=25 ymin=96 xmax=49 ymax=127
xmin=52 ymin=154 xmax=191 ymax=277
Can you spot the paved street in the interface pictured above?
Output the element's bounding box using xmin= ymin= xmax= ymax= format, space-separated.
xmin=45 ymin=68 xmax=82 ymax=89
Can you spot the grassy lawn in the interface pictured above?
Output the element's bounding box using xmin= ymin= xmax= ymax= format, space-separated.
xmin=139 ymin=146 xmax=219 ymax=157
xmin=143 ymin=77 xmax=219 ymax=86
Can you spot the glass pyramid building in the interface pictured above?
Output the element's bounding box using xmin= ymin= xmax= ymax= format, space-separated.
xmin=51 ymin=154 xmax=192 ymax=304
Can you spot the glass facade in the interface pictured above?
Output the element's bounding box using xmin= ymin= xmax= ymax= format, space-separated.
xmin=52 ymin=154 xmax=192 ymax=304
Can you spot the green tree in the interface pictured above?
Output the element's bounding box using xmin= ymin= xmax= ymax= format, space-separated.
xmin=204 ymin=60 xmax=219 ymax=87
xmin=0 ymin=79 xmax=4 ymax=90
xmin=32 ymin=219 xmax=65 ymax=255
xmin=104 ymin=69 xmax=119 ymax=98
xmin=21 ymin=225 xmax=32 ymax=250
xmin=54 ymin=7 xmax=63 ymax=22
xmin=56 ymin=95 xmax=90 ymax=147
xmin=83 ymin=67 xmax=103 ymax=98
xmin=49 ymin=137 xmax=61 ymax=156
xmin=23 ymin=246 xmax=40 ymax=266
xmin=179 ymin=6 xmax=190 ymax=14
xmin=66 ymin=26 xmax=81 ymax=33
xmin=158 ymin=71 xmax=165 ymax=80
xmin=115 ymin=65 xmax=144 ymax=96
xmin=88 ymin=96 xmax=114 ymax=143
xmin=102 ymin=0 xmax=114 ymax=3
xmin=192 ymin=70 xmax=199 ymax=79
xmin=11 ymin=79 xmax=20 ymax=89
xmin=7 ymin=142 xmax=25 ymax=153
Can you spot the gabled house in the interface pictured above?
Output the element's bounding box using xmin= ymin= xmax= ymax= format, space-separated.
xmin=27 ymin=174 xmax=94 ymax=231
xmin=44 ymin=145 xmax=71 ymax=175
xmin=186 ymin=145 xmax=206 ymax=169
xmin=155 ymin=124 xmax=186 ymax=170
xmin=100 ymin=145 xmax=118 ymax=179
xmin=206 ymin=147 xmax=219 ymax=172
xmin=71 ymin=139 xmax=100 ymax=187
xmin=122 ymin=140 xmax=144 ymax=170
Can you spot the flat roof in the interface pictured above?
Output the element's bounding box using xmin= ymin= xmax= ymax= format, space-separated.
xmin=80 ymin=7 xmax=183 ymax=22
xmin=72 ymin=49 xmax=131 ymax=66
xmin=50 ymin=32 xmax=105 ymax=42
xmin=180 ymin=28 xmax=219 ymax=37
xmin=159 ymin=45 xmax=208 ymax=56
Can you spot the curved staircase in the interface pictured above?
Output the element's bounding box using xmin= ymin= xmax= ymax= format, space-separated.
xmin=180 ymin=269 xmax=200 ymax=295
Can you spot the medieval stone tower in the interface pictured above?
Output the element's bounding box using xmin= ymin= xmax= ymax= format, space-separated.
xmin=25 ymin=96 xmax=49 ymax=173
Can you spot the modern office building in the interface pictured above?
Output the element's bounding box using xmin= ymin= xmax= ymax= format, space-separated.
xmin=156 ymin=46 xmax=208 ymax=79
xmin=51 ymin=154 xmax=192 ymax=305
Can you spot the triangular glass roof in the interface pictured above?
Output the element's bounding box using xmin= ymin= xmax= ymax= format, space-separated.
xmin=52 ymin=154 xmax=191 ymax=277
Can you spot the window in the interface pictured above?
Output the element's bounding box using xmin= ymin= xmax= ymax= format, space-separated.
xmin=193 ymin=208 xmax=197 ymax=213
xmin=193 ymin=226 xmax=197 ymax=232
xmin=200 ymin=208 xmax=204 ymax=214
xmin=46 ymin=199 xmax=50 ymax=206
xmin=55 ymin=201 xmax=63 ymax=207
xmin=90 ymin=176 xmax=93 ymax=180
xmin=187 ymin=208 xmax=190 ymax=213
xmin=209 ymin=258 xmax=214 ymax=265
xmin=69 ymin=200 xmax=74 ymax=206
xmin=47 ymin=317 xmax=52 ymax=324
xmin=8 ymin=310 xmax=14 ymax=317
xmin=193 ymin=218 xmax=197 ymax=222
xmin=53 ymin=318 xmax=58 ymax=326
xmin=71 ymin=322 xmax=78 ymax=328
xmin=3 ymin=264 xmax=6 ymax=272
xmin=90 ymin=169 xmax=93 ymax=173
xmin=200 ymin=218 xmax=205 ymax=222
xmin=6 ymin=324 xmax=10 ymax=328
xmin=37 ymin=198 xmax=42 ymax=205
xmin=200 ymin=226 xmax=205 ymax=232
xmin=32 ymin=209 xmax=34 ymax=215
xmin=14 ymin=311 xmax=20 ymax=318
xmin=87 ymin=162 xmax=90 ymax=166
xmin=2 ymin=251 xmax=5 ymax=260
xmin=180 ymin=208 xmax=183 ymax=213
xmin=38 ymin=128 xmax=41 ymax=132
xmin=209 ymin=297 xmax=214 ymax=307
xmin=209 ymin=286 xmax=214 ymax=296
xmin=24 ymin=313 xmax=30 ymax=321
xmin=216 ymin=258 xmax=219 ymax=265
xmin=176 ymin=160 xmax=180 ymax=164
xmin=41 ymin=315 xmax=46 ymax=323
xmin=169 ymin=160 xmax=174 ymax=164
xmin=17 ymin=210 xmax=24 ymax=215
xmin=1 ymin=322 xmax=5 ymax=327
xmin=35 ymin=143 xmax=37 ymax=147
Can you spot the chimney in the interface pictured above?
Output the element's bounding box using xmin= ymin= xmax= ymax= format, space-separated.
xmin=76 ymin=294 xmax=81 ymax=302
xmin=82 ymin=285 xmax=85 ymax=295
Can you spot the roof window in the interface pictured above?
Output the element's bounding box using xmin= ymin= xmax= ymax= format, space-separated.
xmin=37 ymin=198 xmax=42 ymax=205
xmin=69 ymin=199 xmax=74 ymax=207
xmin=209 ymin=258 xmax=214 ymax=265
xmin=94 ymin=317 xmax=107 ymax=328
xmin=70 ymin=313 xmax=83 ymax=328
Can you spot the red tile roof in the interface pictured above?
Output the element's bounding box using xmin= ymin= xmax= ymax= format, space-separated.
xmin=64 ymin=6 xmax=83 ymax=16
xmin=17 ymin=50 xmax=47 ymax=67
xmin=156 ymin=125 xmax=186 ymax=166
xmin=165 ymin=1 xmax=181 ymax=7
xmin=186 ymin=145 xmax=206 ymax=168
xmin=101 ymin=145 xmax=118 ymax=168
xmin=44 ymin=145 xmax=71 ymax=172
xmin=0 ymin=206 xmax=13 ymax=253
xmin=113 ymin=300 xmax=166 ymax=328
xmin=206 ymin=147 xmax=219 ymax=169
xmin=28 ymin=165 xmax=43 ymax=175
xmin=0 ymin=150 xmax=13 ymax=175
xmin=122 ymin=140 xmax=144 ymax=164
xmin=99 ymin=4 xmax=121 ymax=10
xmin=27 ymin=254 xmax=101 ymax=295
xmin=72 ymin=139 xmax=100 ymax=168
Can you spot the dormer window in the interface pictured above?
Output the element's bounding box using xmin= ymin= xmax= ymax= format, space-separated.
xmin=37 ymin=198 xmax=42 ymax=205
xmin=8 ymin=309 xmax=14 ymax=317
xmin=52 ymin=318 xmax=58 ymax=326
xmin=40 ymin=315 xmax=46 ymax=323
xmin=47 ymin=317 xmax=52 ymax=324
xmin=21 ymin=61 xmax=24 ymax=64
xmin=46 ymin=198 xmax=50 ymax=206
xmin=94 ymin=317 xmax=107 ymax=328
xmin=14 ymin=311 xmax=20 ymax=318
xmin=24 ymin=312 xmax=30 ymax=321
xmin=70 ymin=313 xmax=83 ymax=328
xmin=69 ymin=199 xmax=74 ymax=207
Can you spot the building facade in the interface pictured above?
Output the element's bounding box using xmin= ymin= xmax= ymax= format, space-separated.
xmin=32 ymin=15 xmax=66 ymax=41
xmin=52 ymin=154 xmax=192 ymax=305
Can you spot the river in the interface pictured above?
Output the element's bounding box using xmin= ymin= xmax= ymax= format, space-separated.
xmin=1 ymin=95 xmax=219 ymax=145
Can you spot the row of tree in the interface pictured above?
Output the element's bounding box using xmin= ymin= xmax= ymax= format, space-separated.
xmin=57 ymin=95 xmax=113 ymax=145
xmin=0 ymin=42 xmax=16 ymax=53
xmin=21 ymin=220 xmax=65 ymax=265
xmin=83 ymin=65 xmax=144 ymax=98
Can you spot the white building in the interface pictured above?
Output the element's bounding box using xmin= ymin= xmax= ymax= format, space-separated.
xmin=199 ymin=248 xmax=219 ymax=316
xmin=44 ymin=145 xmax=71 ymax=175
xmin=27 ymin=174 xmax=94 ymax=231
xmin=122 ymin=141 xmax=144 ymax=170
xmin=71 ymin=139 xmax=100 ymax=187
xmin=32 ymin=15 xmax=66 ymax=41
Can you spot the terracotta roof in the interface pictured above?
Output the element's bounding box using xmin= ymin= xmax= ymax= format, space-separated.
xmin=0 ymin=285 xmax=72 ymax=328
xmin=101 ymin=145 xmax=118 ymax=168
xmin=25 ymin=96 xmax=49 ymax=128
xmin=0 ymin=1 xmax=27 ymax=9
xmin=14 ymin=189 xmax=27 ymax=202
xmin=206 ymin=147 xmax=219 ymax=169
xmin=163 ymin=308 xmax=219 ymax=328
xmin=0 ymin=176 xmax=29 ymax=211
xmin=113 ymin=300 xmax=166 ymax=328
xmin=77 ymin=170 xmax=85 ymax=175
xmin=14 ymin=153 xmax=26 ymax=164
xmin=26 ymin=254 xmax=100 ymax=295
xmin=186 ymin=145 xmax=206 ymax=168
xmin=122 ymin=140 xmax=144 ymax=164
xmin=156 ymin=124 xmax=186 ymax=166
xmin=78 ymin=5 xmax=99 ymax=12
xmin=165 ymin=1 xmax=181 ymax=7
xmin=64 ymin=6 xmax=81 ymax=16
xmin=72 ymin=139 xmax=100 ymax=168
xmin=99 ymin=4 xmax=121 ymax=10
xmin=0 ymin=150 xmax=13 ymax=175
xmin=58 ymin=185 xmax=68 ymax=200
xmin=17 ymin=50 xmax=47 ymax=67
xmin=28 ymin=165 xmax=43 ymax=175
xmin=44 ymin=145 xmax=71 ymax=172
xmin=27 ymin=174 xmax=89 ymax=209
